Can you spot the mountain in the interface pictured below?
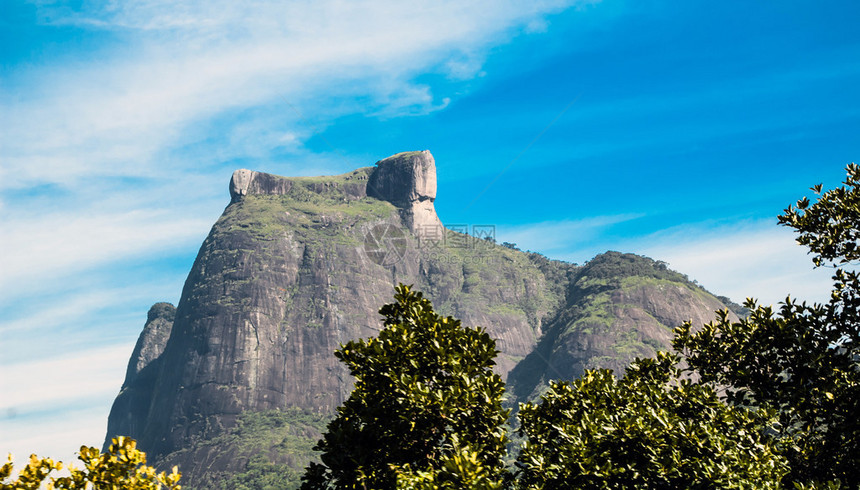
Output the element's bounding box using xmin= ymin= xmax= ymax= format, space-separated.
xmin=505 ymin=251 xmax=734 ymax=402
xmin=104 ymin=150 xmax=737 ymax=488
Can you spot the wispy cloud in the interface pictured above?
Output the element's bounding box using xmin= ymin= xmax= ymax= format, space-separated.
xmin=2 ymin=0 xmax=579 ymax=190
xmin=0 ymin=344 xmax=131 ymax=464
xmin=496 ymin=217 xmax=834 ymax=307
xmin=0 ymin=208 xmax=211 ymax=298
xmin=1 ymin=0 xmax=584 ymax=296
xmin=1 ymin=405 xmax=117 ymax=467
xmin=0 ymin=344 xmax=129 ymax=413
xmin=636 ymin=221 xmax=833 ymax=307
xmin=1 ymin=0 xmax=589 ymax=463
xmin=496 ymin=214 xmax=642 ymax=255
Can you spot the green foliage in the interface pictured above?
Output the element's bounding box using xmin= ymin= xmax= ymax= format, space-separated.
xmin=166 ymin=408 xmax=327 ymax=490
xmin=395 ymin=440 xmax=507 ymax=490
xmin=579 ymin=251 xmax=690 ymax=285
xmin=1 ymin=437 xmax=181 ymax=490
xmin=217 ymin=455 xmax=300 ymax=490
xmin=515 ymin=353 xmax=788 ymax=489
xmin=779 ymin=163 xmax=860 ymax=267
xmin=674 ymin=163 xmax=860 ymax=486
xmin=301 ymin=284 xmax=510 ymax=489
xmin=674 ymin=302 xmax=860 ymax=485
xmin=218 ymin=167 xmax=392 ymax=242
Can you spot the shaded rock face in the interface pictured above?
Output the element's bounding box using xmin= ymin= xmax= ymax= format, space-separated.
xmin=104 ymin=152 xmax=737 ymax=486
xmin=127 ymin=303 xmax=176 ymax=380
xmin=366 ymin=150 xmax=436 ymax=205
xmin=103 ymin=303 xmax=175 ymax=447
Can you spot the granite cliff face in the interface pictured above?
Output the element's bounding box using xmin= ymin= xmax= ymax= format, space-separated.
xmin=105 ymin=303 xmax=175 ymax=442
xmin=366 ymin=150 xmax=441 ymax=232
xmin=105 ymin=151 xmax=738 ymax=487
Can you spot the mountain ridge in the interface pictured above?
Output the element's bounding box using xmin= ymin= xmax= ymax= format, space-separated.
xmin=104 ymin=150 xmax=738 ymax=488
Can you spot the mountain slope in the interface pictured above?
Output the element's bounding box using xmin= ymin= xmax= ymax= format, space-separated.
xmin=506 ymin=251 xmax=738 ymax=404
xmin=105 ymin=151 xmax=572 ymax=486
xmin=104 ymin=150 xmax=737 ymax=488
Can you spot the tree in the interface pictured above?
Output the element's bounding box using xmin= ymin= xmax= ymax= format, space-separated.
xmin=1 ymin=436 xmax=181 ymax=490
xmin=301 ymin=284 xmax=509 ymax=489
xmin=395 ymin=442 xmax=507 ymax=490
xmin=515 ymin=353 xmax=788 ymax=488
xmin=298 ymin=164 xmax=860 ymax=488
xmin=673 ymin=163 xmax=860 ymax=486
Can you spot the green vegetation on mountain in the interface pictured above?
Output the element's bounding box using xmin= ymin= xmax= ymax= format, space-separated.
xmin=291 ymin=164 xmax=860 ymax=489
xmin=104 ymin=152 xmax=746 ymax=487
xmin=164 ymin=409 xmax=328 ymax=489
xmin=506 ymin=250 xmax=731 ymax=405
xmin=217 ymin=169 xmax=391 ymax=243
xmin=417 ymin=230 xmax=573 ymax=357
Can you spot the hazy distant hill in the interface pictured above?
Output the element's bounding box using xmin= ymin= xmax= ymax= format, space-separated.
xmin=104 ymin=151 xmax=737 ymax=488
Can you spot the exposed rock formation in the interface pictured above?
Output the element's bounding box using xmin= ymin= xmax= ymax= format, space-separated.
xmin=104 ymin=151 xmax=738 ymax=488
xmin=229 ymin=168 xmax=369 ymax=203
xmin=103 ymin=303 xmax=175 ymax=444
xmin=366 ymin=150 xmax=441 ymax=232
xmin=106 ymin=151 xmax=562 ymax=482
xmin=126 ymin=302 xmax=175 ymax=379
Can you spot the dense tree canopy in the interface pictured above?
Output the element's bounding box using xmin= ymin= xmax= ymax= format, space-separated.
xmin=268 ymin=164 xmax=860 ymax=487
xmin=301 ymin=164 xmax=860 ymax=489
xmin=301 ymin=284 xmax=509 ymax=489
xmin=674 ymin=164 xmax=860 ymax=486
xmin=515 ymin=353 xmax=788 ymax=488
xmin=779 ymin=163 xmax=860 ymax=266
xmin=510 ymin=165 xmax=860 ymax=487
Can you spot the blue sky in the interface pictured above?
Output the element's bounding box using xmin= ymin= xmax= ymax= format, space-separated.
xmin=1 ymin=0 xmax=858 ymax=466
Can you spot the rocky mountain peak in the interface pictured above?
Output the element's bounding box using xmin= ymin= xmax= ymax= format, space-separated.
xmin=228 ymin=167 xmax=372 ymax=204
xmin=230 ymin=150 xmax=442 ymax=232
xmin=104 ymin=151 xmax=741 ymax=487
xmin=366 ymin=150 xmax=441 ymax=232
xmin=229 ymin=169 xmax=301 ymax=202
xmin=366 ymin=150 xmax=436 ymax=204
xmin=127 ymin=302 xmax=175 ymax=385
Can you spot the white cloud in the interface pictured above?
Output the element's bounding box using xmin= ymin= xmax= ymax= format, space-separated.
xmin=634 ymin=221 xmax=833 ymax=307
xmin=0 ymin=292 xmax=119 ymax=336
xmin=0 ymin=344 xmax=129 ymax=413
xmin=0 ymin=344 xmax=131 ymax=465
xmin=0 ymin=0 xmax=586 ymax=300
xmin=0 ymin=208 xmax=211 ymax=298
xmin=1 ymin=405 xmax=114 ymax=469
xmin=2 ymin=0 xmax=579 ymax=190
xmin=0 ymin=279 xmax=178 ymax=337
xmin=496 ymin=214 xmax=642 ymax=254
xmin=525 ymin=18 xmax=550 ymax=33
